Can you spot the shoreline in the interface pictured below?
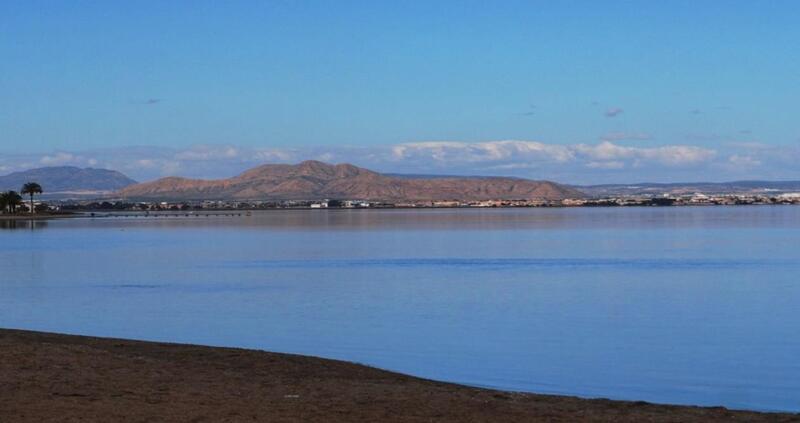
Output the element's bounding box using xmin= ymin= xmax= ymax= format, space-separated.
xmin=0 ymin=212 xmax=77 ymax=221
xmin=2 ymin=202 xmax=798 ymax=223
xmin=7 ymin=202 xmax=800 ymax=216
xmin=1 ymin=329 xmax=796 ymax=422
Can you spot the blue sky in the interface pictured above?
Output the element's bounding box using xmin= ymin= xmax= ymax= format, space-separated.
xmin=1 ymin=1 xmax=799 ymax=183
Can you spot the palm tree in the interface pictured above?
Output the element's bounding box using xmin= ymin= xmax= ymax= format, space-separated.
xmin=1 ymin=191 xmax=23 ymax=214
xmin=0 ymin=192 xmax=8 ymax=214
xmin=21 ymin=182 xmax=43 ymax=215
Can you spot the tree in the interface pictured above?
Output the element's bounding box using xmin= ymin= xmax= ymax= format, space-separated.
xmin=1 ymin=191 xmax=23 ymax=214
xmin=21 ymin=182 xmax=43 ymax=215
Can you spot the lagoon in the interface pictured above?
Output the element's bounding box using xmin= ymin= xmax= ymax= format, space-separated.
xmin=1 ymin=206 xmax=799 ymax=412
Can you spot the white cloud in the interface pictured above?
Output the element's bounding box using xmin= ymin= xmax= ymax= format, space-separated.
xmin=4 ymin=138 xmax=793 ymax=185
xmin=39 ymin=152 xmax=101 ymax=168
xmin=586 ymin=161 xmax=625 ymax=170
xmin=40 ymin=152 xmax=77 ymax=165
xmin=574 ymin=141 xmax=634 ymax=162
xmin=392 ymin=140 xmax=715 ymax=171
xmin=171 ymin=145 xmax=297 ymax=165
xmin=123 ymin=158 xmax=183 ymax=176
xmin=728 ymin=154 xmax=762 ymax=168
xmin=134 ymin=159 xmax=157 ymax=169
xmin=314 ymin=152 xmax=336 ymax=162
xmin=174 ymin=145 xmax=240 ymax=161
xmin=254 ymin=148 xmax=294 ymax=161
xmin=392 ymin=140 xmax=574 ymax=164
xmin=646 ymin=145 xmax=716 ymax=166
xmin=574 ymin=141 xmax=715 ymax=167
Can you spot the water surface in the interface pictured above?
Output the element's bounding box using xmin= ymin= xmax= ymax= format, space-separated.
xmin=1 ymin=207 xmax=799 ymax=412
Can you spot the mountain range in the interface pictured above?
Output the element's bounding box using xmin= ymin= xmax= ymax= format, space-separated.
xmin=0 ymin=166 xmax=137 ymax=197
xmin=117 ymin=160 xmax=583 ymax=201
xmin=7 ymin=163 xmax=797 ymax=202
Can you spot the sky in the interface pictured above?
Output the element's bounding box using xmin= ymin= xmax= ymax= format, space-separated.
xmin=1 ymin=1 xmax=799 ymax=184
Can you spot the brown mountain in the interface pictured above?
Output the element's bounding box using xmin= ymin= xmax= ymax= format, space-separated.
xmin=117 ymin=161 xmax=583 ymax=201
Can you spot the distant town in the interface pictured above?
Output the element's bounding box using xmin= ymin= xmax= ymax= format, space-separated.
xmin=3 ymin=163 xmax=800 ymax=216
xmin=43 ymin=192 xmax=800 ymax=213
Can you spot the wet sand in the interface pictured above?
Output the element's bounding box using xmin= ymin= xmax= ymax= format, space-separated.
xmin=1 ymin=329 xmax=796 ymax=422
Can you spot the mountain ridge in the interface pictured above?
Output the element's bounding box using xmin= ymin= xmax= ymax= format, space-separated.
xmin=117 ymin=160 xmax=583 ymax=201
xmin=0 ymin=166 xmax=137 ymax=195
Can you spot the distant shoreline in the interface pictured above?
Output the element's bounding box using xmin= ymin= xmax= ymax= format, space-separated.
xmin=5 ymin=202 xmax=800 ymax=220
xmin=3 ymin=202 xmax=800 ymax=223
xmin=0 ymin=212 xmax=77 ymax=221
xmin=0 ymin=328 xmax=796 ymax=422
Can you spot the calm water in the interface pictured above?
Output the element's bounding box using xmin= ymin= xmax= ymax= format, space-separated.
xmin=2 ymin=207 xmax=799 ymax=412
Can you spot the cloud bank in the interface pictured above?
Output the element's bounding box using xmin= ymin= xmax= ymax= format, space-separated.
xmin=1 ymin=139 xmax=797 ymax=185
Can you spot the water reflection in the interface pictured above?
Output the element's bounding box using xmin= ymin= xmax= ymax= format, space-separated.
xmin=0 ymin=219 xmax=49 ymax=230
xmin=52 ymin=206 xmax=800 ymax=231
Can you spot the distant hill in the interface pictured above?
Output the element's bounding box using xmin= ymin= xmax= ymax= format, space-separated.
xmin=118 ymin=160 xmax=583 ymax=201
xmin=0 ymin=166 xmax=137 ymax=196
xmin=579 ymin=181 xmax=800 ymax=197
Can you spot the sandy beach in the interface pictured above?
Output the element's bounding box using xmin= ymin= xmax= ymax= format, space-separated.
xmin=1 ymin=329 xmax=796 ymax=422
